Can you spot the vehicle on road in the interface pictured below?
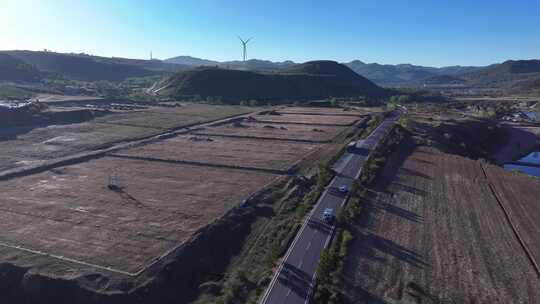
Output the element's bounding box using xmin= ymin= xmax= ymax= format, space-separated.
xmin=323 ymin=208 xmax=334 ymax=223
xmin=339 ymin=185 xmax=348 ymax=193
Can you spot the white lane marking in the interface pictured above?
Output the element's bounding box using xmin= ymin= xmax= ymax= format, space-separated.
xmin=306 ymin=241 xmax=312 ymax=250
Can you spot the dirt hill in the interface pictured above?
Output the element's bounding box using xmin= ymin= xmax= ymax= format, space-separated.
xmin=157 ymin=60 xmax=386 ymax=102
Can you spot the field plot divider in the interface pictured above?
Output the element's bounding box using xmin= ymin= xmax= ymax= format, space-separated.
xmin=276 ymin=111 xmax=365 ymax=117
xmin=0 ymin=240 xmax=139 ymax=277
xmin=108 ymin=154 xmax=289 ymax=175
xmin=480 ymin=164 xmax=540 ymax=278
xmin=249 ymin=120 xmax=358 ymax=127
xmin=191 ymin=132 xmax=331 ymax=144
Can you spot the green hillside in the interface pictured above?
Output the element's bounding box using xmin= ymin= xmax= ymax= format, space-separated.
xmin=0 ymin=54 xmax=41 ymax=82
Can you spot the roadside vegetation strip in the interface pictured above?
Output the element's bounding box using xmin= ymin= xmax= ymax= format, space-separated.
xmin=312 ymin=125 xmax=407 ymax=304
xmin=355 ymin=112 xmax=386 ymax=140
xmin=324 ymin=113 xmax=385 ymax=168
xmin=196 ymin=165 xmax=334 ymax=304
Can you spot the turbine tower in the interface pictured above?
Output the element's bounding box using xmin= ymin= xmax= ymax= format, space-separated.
xmin=238 ymin=36 xmax=252 ymax=62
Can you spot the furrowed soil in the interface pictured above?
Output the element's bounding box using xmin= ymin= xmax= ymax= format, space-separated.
xmin=343 ymin=142 xmax=540 ymax=304
xmin=484 ymin=164 xmax=540 ymax=266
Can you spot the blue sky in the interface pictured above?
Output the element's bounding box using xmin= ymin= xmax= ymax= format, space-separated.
xmin=1 ymin=0 xmax=539 ymax=67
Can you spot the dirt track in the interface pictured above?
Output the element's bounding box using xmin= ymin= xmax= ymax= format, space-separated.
xmin=343 ymin=144 xmax=540 ymax=303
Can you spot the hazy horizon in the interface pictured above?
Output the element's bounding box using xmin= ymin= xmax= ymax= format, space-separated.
xmin=1 ymin=0 xmax=539 ymax=67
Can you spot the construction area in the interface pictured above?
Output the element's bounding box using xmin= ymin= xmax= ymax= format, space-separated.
xmin=0 ymin=104 xmax=366 ymax=303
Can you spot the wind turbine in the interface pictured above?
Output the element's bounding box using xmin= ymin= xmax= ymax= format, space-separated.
xmin=238 ymin=36 xmax=252 ymax=62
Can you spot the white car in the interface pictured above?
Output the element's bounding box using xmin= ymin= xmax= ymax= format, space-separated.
xmin=323 ymin=208 xmax=334 ymax=223
xmin=338 ymin=185 xmax=348 ymax=193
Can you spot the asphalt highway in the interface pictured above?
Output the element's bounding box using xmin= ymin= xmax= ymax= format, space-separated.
xmin=260 ymin=110 xmax=400 ymax=304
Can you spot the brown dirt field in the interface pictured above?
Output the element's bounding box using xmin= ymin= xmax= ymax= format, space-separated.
xmin=343 ymin=145 xmax=540 ymax=304
xmin=484 ymin=164 xmax=540 ymax=266
xmin=195 ymin=121 xmax=346 ymax=142
xmin=0 ymin=104 xmax=252 ymax=171
xmin=0 ymin=157 xmax=276 ymax=274
xmin=112 ymin=135 xmax=319 ymax=171
xmin=93 ymin=104 xmax=252 ymax=130
xmin=276 ymin=106 xmax=364 ymax=116
xmin=251 ymin=113 xmax=360 ymax=125
xmin=0 ymin=123 xmax=157 ymax=171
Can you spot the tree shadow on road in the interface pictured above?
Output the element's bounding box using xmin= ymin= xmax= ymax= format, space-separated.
xmin=307 ymin=218 xmax=333 ymax=233
xmin=277 ymin=263 xmax=312 ymax=298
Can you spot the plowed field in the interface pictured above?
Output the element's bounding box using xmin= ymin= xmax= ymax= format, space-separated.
xmin=343 ymin=146 xmax=540 ymax=303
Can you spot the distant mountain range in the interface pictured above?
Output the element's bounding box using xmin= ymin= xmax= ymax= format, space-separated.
xmin=164 ymin=56 xmax=540 ymax=94
xmin=164 ymin=56 xmax=482 ymax=87
xmin=165 ymin=56 xmax=296 ymax=72
xmin=0 ymin=50 xmax=538 ymax=95
xmin=344 ymin=60 xmax=480 ymax=87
